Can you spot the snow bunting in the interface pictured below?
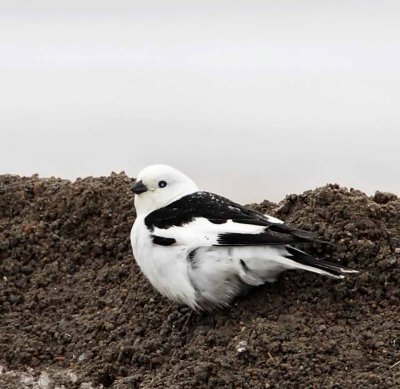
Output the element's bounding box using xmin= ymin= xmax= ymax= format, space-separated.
xmin=131 ymin=164 xmax=357 ymax=310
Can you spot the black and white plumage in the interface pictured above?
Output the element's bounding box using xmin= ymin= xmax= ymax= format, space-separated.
xmin=130 ymin=165 xmax=357 ymax=311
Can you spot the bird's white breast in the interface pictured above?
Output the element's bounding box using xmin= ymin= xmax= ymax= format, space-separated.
xmin=131 ymin=217 xmax=198 ymax=309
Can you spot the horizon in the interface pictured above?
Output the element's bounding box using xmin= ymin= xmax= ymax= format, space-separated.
xmin=0 ymin=170 xmax=395 ymax=205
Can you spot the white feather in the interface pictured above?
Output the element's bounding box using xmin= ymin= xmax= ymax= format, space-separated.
xmin=153 ymin=217 xmax=265 ymax=249
xmin=265 ymin=215 xmax=284 ymax=224
xmin=132 ymin=216 xmax=199 ymax=310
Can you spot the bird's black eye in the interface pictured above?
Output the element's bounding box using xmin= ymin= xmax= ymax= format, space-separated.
xmin=158 ymin=180 xmax=167 ymax=188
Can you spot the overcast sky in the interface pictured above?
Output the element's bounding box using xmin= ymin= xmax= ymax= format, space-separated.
xmin=1 ymin=1 xmax=399 ymax=203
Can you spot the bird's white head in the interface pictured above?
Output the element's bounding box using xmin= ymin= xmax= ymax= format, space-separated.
xmin=132 ymin=164 xmax=199 ymax=216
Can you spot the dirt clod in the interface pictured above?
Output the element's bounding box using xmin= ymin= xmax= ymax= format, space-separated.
xmin=1 ymin=175 xmax=400 ymax=388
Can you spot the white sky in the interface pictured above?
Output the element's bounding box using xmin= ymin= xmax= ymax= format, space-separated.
xmin=1 ymin=1 xmax=400 ymax=203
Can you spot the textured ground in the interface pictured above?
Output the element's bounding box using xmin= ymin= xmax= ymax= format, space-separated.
xmin=0 ymin=174 xmax=399 ymax=388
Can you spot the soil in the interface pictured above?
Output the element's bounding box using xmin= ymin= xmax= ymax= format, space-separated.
xmin=0 ymin=174 xmax=399 ymax=389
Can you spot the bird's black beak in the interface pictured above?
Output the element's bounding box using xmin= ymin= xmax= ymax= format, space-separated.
xmin=132 ymin=180 xmax=148 ymax=194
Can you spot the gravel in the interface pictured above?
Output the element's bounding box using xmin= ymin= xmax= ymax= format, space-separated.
xmin=0 ymin=174 xmax=399 ymax=388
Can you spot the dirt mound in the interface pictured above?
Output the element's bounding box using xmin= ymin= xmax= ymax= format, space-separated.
xmin=0 ymin=175 xmax=399 ymax=388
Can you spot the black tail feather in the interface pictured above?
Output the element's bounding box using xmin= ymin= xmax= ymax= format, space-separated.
xmin=285 ymin=245 xmax=357 ymax=278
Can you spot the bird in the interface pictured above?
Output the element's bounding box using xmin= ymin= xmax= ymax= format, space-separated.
xmin=130 ymin=164 xmax=357 ymax=311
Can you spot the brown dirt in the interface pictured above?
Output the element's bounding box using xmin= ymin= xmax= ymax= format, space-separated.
xmin=0 ymin=174 xmax=399 ymax=388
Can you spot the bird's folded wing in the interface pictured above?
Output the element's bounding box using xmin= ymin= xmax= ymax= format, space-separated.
xmin=152 ymin=216 xmax=321 ymax=248
xmin=147 ymin=191 xmax=325 ymax=248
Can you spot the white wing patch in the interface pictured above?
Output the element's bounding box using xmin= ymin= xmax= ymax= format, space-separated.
xmin=153 ymin=217 xmax=265 ymax=249
xmin=265 ymin=214 xmax=284 ymax=224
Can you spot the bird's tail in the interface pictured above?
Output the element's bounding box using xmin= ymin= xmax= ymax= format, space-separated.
xmin=284 ymin=246 xmax=358 ymax=279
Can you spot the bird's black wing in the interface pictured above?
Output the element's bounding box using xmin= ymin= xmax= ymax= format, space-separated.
xmin=145 ymin=191 xmax=325 ymax=246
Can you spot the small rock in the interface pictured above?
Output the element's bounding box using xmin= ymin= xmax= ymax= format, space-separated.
xmin=21 ymin=264 xmax=33 ymax=274
xmin=78 ymin=352 xmax=93 ymax=362
xmin=236 ymin=340 xmax=248 ymax=353
xmin=373 ymin=191 xmax=397 ymax=204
